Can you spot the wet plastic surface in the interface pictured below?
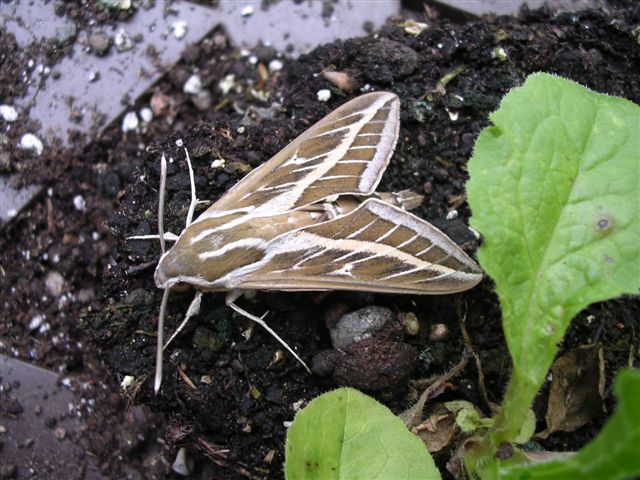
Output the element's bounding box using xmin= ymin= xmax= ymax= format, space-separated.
xmin=218 ymin=0 xmax=397 ymax=56
xmin=0 ymin=0 xmax=398 ymax=222
xmin=0 ymin=178 xmax=39 ymax=221
xmin=2 ymin=0 xmax=220 ymax=223
xmin=0 ymin=356 xmax=106 ymax=479
xmin=3 ymin=1 xmax=219 ymax=146
xmin=431 ymin=0 xmax=601 ymax=16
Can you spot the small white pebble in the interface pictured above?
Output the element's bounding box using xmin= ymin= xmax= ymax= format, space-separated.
xmin=115 ymin=29 xmax=133 ymax=51
xmin=241 ymin=5 xmax=254 ymax=16
xmin=120 ymin=375 xmax=135 ymax=390
xmin=317 ymin=89 xmax=331 ymax=102
xmin=139 ymin=107 xmax=153 ymax=123
xmin=0 ymin=105 xmax=18 ymax=122
xmin=283 ymin=421 xmax=293 ymax=429
xmin=45 ymin=271 xmax=65 ymax=297
xmin=28 ymin=314 xmax=45 ymax=331
xmin=19 ymin=133 xmax=44 ymax=155
xmin=248 ymin=55 xmax=258 ymax=65
xmin=447 ymin=108 xmax=459 ymax=121
xmin=268 ymin=59 xmax=284 ymax=72
xmin=446 ymin=209 xmax=459 ymax=220
xmin=172 ymin=20 xmax=188 ymax=40
xmin=183 ymin=74 xmax=202 ymax=95
xmin=175 ymin=138 xmax=184 ymax=147
xmin=492 ymin=46 xmax=507 ymax=61
xmin=210 ymin=159 xmax=225 ymax=169
xmin=237 ymin=126 xmax=245 ymax=134
xmin=172 ymin=447 xmax=192 ymax=476
xmin=121 ymin=111 xmax=139 ymax=132
xmin=73 ymin=194 xmax=86 ymax=211
xmin=219 ymin=74 xmax=236 ymax=94
xmin=7 ymin=208 xmax=17 ymax=218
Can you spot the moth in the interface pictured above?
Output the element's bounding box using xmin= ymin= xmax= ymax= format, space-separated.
xmin=136 ymin=91 xmax=483 ymax=392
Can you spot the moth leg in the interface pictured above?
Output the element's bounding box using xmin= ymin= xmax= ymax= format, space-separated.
xmin=127 ymin=232 xmax=179 ymax=242
xmin=183 ymin=148 xmax=199 ymax=228
xmin=158 ymin=153 xmax=168 ymax=254
xmin=128 ymin=153 xmax=179 ymax=243
xmin=375 ymin=190 xmax=424 ymax=211
xmin=163 ymin=291 xmax=203 ymax=350
xmin=130 ymin=148 xmax=201 ymax=242
xmin=225 ymin=290 xmax=311 ymax=373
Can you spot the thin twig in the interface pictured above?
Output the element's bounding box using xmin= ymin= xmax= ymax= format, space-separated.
xmin=456 ymin=299 xmax=495 ymax=414
xmin=401 ymin=349 xmax=470 ymax=428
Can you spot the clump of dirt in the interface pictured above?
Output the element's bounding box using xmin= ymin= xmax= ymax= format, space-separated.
xmin=1 ymin=3 xmax=639 ymax=479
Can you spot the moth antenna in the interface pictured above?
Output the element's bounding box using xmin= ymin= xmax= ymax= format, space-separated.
xmin=184 ymin=148 xmax=199 ymax=228
xmin=154 ymin=287 xmax=170 ymax=394
xmin=158 ymin=154 xmax=168 ymax=255
xmin=225 ymin=292 xmax=311 ymax=373
xmin=163 ymin=291 xmax=203 ymax=350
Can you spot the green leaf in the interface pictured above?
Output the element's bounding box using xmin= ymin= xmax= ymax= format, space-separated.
xmin=500 ymin=369 xmax=640 ymax=480
xmin=284 ymin=388 xmax=440 ymax=480
xmin=467 ymin=72 xmax=640 ymax=390
xmin=456 ymin=405 xmax=490 ymax=433
xmin=512 ymin=409 xmax=536 ymax=444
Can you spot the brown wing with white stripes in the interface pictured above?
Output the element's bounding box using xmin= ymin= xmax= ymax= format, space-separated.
xmin=202 ymin=92 xmax=400 ymax=218
xmin=234 ymin=199 xmax=483 ymax=294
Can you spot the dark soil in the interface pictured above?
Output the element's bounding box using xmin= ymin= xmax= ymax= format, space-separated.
xmin=1 ymin=2 xmax=639 ymax=479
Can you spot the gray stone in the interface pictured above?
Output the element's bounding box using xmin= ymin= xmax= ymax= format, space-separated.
xmin=88 ymin=30 xmax=112 ymax=55
xmin=330 ymin=306 xmax=394 ymax=350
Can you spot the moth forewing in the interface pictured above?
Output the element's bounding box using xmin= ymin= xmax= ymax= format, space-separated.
xmin=195 ymin=91 xmax=401 ymax=217
xmin=149 ymin=91 xmax=482 ymax=391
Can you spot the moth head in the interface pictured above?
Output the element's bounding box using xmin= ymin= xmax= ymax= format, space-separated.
xmin=153 ymin=237 xmax=212 ymax=290
xmin=154 ymin=250 xmax=179 ymax=289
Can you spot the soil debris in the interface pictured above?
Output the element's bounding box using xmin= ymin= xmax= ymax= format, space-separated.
xmin=1 ymin=3 xmax=639 ymax=478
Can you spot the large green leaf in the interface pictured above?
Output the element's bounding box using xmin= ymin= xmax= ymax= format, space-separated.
xmin=467 ymin=73 xmax=640 ymax=389
xmin=500 ymin=369 xmax=640 ymax=480
xmin=285 ymin=388 xmax=440 ymax=480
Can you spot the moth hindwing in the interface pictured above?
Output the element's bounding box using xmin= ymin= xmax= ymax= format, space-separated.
xmin=155 ymin=91 xmax=483 ymax=294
